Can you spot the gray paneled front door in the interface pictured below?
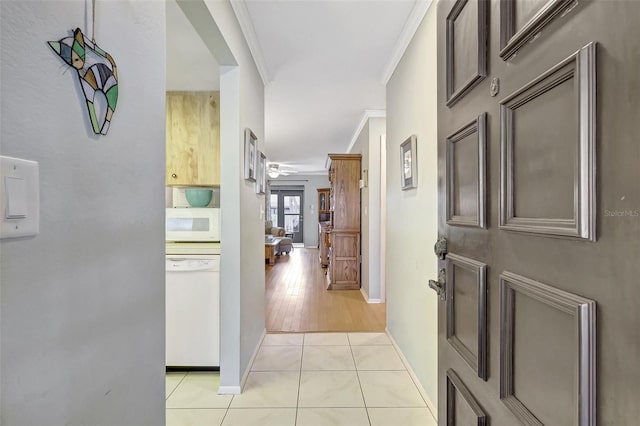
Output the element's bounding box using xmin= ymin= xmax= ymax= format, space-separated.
xmin=434 ymin=0 xmax=640 ymax=424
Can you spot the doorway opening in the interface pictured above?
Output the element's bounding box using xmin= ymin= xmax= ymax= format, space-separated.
xmin=269 ymin=188 xmax=304 ymax=244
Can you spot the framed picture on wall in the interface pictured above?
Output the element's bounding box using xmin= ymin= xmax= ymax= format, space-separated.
xmin=244 ymin=128 xmax=257 ymax=182
xmin=256 ymin=151 xmax=266 ymax=194
xmin=400 ymin=135 xmax=417 ymax=190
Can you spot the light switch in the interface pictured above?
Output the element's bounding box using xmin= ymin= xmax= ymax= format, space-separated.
xmin=1 ymin=155 xmax=39 ymax=239
xmin=6 ymin=176 xmax=27 ymax=219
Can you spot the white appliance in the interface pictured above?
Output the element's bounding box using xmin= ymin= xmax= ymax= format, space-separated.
xmin=165 ymin=207 xmax=221 ymax=369
xmin=166 ymin=251 xmax=220 ymax=368
xmin=166 ymin=207 xmax=220 ymax=242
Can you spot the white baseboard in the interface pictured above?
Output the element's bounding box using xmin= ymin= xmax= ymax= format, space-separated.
xmin=240 ymin=329 xmax=266 ymax=389
xmin=385 ymin=328 xmax=438 ymax=423
xmin=217 ymin=329 xmax=266 ymax=395
xmin=360 ymin=287 xmax=383 ymax=304
xmin=360 ymin=287 xmax=369 ymax=301
xmin=217 ymin=385 xmax=241 ymax=394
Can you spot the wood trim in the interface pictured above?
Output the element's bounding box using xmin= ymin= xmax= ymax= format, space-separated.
xmin=499 ymin=271 xmax=596 ymax=426
xmin=446 ymin=253 xmax=487 ymax=380
xmin=499 ymin=0 xmax=577 ymax=60
xmin=446 ymin=113 xmax=487 ymax=228
xmin=328 ymin=153 xmax=363 ymax=161
xmin=446 ymin=369 xmax=488 ymax=425
xmin=499 ymin=42 xmax=596 ymax=241
xmin=445 ymin=0 xmax=488 ymax=107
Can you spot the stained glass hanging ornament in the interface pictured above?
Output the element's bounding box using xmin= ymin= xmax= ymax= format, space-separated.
xmin=47 ymin=0 xmax=118 ymax=135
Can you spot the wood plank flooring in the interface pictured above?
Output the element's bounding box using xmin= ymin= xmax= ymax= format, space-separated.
xmin=266 ymin=247 xmax=386 ymax=332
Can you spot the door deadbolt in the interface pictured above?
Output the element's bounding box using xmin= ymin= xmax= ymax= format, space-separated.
xmin=434 ymin=237 xmax=447 ymax=260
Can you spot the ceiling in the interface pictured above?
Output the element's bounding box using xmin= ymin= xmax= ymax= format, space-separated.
xmin=167 ymin=0 xmax=430 ymax=173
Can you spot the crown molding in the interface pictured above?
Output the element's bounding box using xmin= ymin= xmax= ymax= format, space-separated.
xmin=345 ymin=109 xmax=387 ymax=155
xmin=230 ymin=0 xmax=270 ymax=85
xmin=381 ymin=0 xmax=434 ymax=85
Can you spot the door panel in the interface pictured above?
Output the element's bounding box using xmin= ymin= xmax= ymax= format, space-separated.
xmin=446 ymin=113 xmax=487 ymax=228
xmin=500 ymin=43 xmax=596 ymax=240
xmin=437 ymin=0 xmax=640 ymax=425
xmin=447 ymin=369 xmax=488 ymax=425
xmin=446 ymin=253 xmax=487 ymax=380
xmin=500 ymin=0 xmax=576 ymax=59
xmin=510 ymin=77 xmax=576 ymax=219
xmin=500 ymin=271 xmax=595 ymax=426
xmin=446 ymin=0 xmax=488 ymax=106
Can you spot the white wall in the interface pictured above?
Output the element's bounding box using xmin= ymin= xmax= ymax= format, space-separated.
xmin=269 ymin=174 xmax=331 ymax=248
xmin=351 ymin=117 xmax=386 ymax=302
xmin=166 ymin=0 xmax=220 ymax=91
xmin=367 ymin=118 xmax=385 ymax=301
xmin=385 ymin=2 xmax=439 ymax=415
xmin=0 ymin=1 xmax=165 ymax=425
xmin=202 ymin=0 xmax=266 ymax=391
xmin=351 ymin=122 xmax=370 ymax=296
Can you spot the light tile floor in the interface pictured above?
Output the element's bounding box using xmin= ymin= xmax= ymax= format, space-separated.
xmin=166 ymin=332 xmax=437 ymax=426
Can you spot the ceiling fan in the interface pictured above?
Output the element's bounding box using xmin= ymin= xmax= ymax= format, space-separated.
xmin=267 ymin=163 xmax=298 ymax=178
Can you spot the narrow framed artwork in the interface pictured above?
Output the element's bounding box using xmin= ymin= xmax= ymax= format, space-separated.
xmin=400 ymin=135 xmax=417 ymax=190
xmin=256 ymin=151 xmax=266 ymax=195
xmin=244 ymin=128 xmax=257 ymax=182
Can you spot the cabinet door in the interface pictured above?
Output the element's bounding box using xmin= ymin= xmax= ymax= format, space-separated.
xmin=327 ymin=231 xmax=359 ymax=290
xmin=166 ymin=91 xmax=220 ymax=186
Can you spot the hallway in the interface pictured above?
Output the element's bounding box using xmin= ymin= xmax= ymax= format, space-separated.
xmin=166 ymin=332 xmax=436 ymax=426
xmin=265 ymin=248 xmax=386 ymax=332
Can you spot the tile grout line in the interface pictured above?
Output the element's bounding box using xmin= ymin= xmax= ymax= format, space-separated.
xmin=222 ymin=360 xmax=237 ymax=426
xmin=222 ymin=333 xmax=265 ymax=424
xmin=294 ymin=333 xmax=305 ymax=425
xmin=385 ymin=330 xmax=435 ymax=418
xmin=224 ymin=362 xmax=236 ymax=425
xmin=165 ymin=371 xmax=189 ymax=402
xmin=347 ymin=334 xmax=373 ymax=426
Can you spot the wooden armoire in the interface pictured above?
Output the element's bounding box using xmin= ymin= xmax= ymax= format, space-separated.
xmin=326 ymin=154 xmax=361 ymax=290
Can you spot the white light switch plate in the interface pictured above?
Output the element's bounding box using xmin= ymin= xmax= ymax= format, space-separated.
xmin=0 ymin=156 xmax=39 ymax=239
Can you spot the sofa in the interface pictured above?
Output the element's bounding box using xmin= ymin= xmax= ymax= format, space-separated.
xmin=265 ymin=221 xmax=293 ymax=255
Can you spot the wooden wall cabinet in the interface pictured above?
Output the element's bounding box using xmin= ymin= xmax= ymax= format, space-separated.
xmin=166 ymin=91 xmax=220 ymax=186
xmin=326 ymin=154 xmax=361 ymax=290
